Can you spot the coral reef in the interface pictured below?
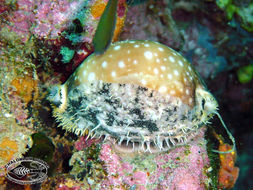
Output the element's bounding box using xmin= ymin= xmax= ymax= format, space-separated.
xmin=1 ymin=0 xmax=127 ymax=82
xmin=2 ymin=0 xmax=126 ymax=41
xmin=0 ymin=116 xmax=33 ymax=176
xmin=44 ymin=127 xmax=212 ymax=189
xmin=99 ymin=128 xmax=210 ymax=189
xmin=2 ymin=0 xmax=252 ymax=189
xmin=0 ymin=14 xmax=35 ymax=179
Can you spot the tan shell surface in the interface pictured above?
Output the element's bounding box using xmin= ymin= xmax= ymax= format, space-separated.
xmin=69 ymin=40 xmax=203 ymax=106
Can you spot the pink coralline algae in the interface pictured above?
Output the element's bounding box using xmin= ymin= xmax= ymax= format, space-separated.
xmin=33 ymin=0 xmax=82 ymax=38
xmin=3 ymin=0 xmax=127 ymax=43
xmin=153 ymin=140 xmax=208 ymax=189
xmin=99 ymin=144 xmax=148 ymax=189
xmin=99 ymin=127 xmax=210 ymax=190
xmin=5 ymin=0 xmax=83 ymax=41
xmin=74 ymin=136 xmax=101 ymax=151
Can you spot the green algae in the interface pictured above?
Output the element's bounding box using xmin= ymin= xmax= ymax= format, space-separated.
xmin=60 ymin=46 xmax=75 ymax=63
xmin=216 ymin=0 xmax=253 ymax=32
xmin=92 ymin=0 xmax=118 ymax=54
xmin=237 ymin=64 xmax=253 ymax=84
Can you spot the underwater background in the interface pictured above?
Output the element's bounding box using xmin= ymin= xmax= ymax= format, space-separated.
xmin=0 ymin=0 xmax=252 ymax=189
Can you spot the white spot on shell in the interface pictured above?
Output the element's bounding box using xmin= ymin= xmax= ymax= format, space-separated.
xmin=158 ymin=86 xmax=167 ymax=93
xmin=178 ymin=60 xmax=183 ymax=67
xmin=169 ymin=56 xmax=175 ymax=62
xmin=88 ymin=72 xmax=95 ymax=81
xmin=186 ymin=89 xmax=190 ymax=95
xmin=118 ymin=61 xmax=125 ymax=68
xmin=133 ymin=60 xmax=138 ymax=64
xmin=114 ymin=45 xmax=121 ymax=50
xmin=144 ymin=51 xmax=153 ymax=59
xmin=83 ymin=70 xmax=87 ymax=76
xmin=174 ymin=70 xmax=179 ymax=76
xmin=102 ymin=61 xmax=107 ymax=68
xmin=134 ymin=44 xmax=140 ymax=48
xmin=111 ymin=71 xmax=116 ymax=77
xmin=167 ymin=74 xmax=172 ymax=79
xmin=161 ymin=66 xmax=166 ymax=71
xmin=144 ymin=44 xmax=150 ymax=47
xmin=158 ymin=47 xmax=164 ymax=52
xmin=154 ymin=68 xmax=159 ymax=75
xmin=141 ymin=79 xmax=147 ymax=85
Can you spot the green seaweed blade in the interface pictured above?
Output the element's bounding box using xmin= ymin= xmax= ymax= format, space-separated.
xmin=92 ymin=0 xmax=118 ymax=54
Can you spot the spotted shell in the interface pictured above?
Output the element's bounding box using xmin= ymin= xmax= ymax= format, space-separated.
xmin=49 ymin=40 xmax=218 ymax=152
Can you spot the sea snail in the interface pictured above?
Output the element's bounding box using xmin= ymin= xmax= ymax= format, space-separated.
xmin=48 ymin=40 xmax=235 ymax=153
